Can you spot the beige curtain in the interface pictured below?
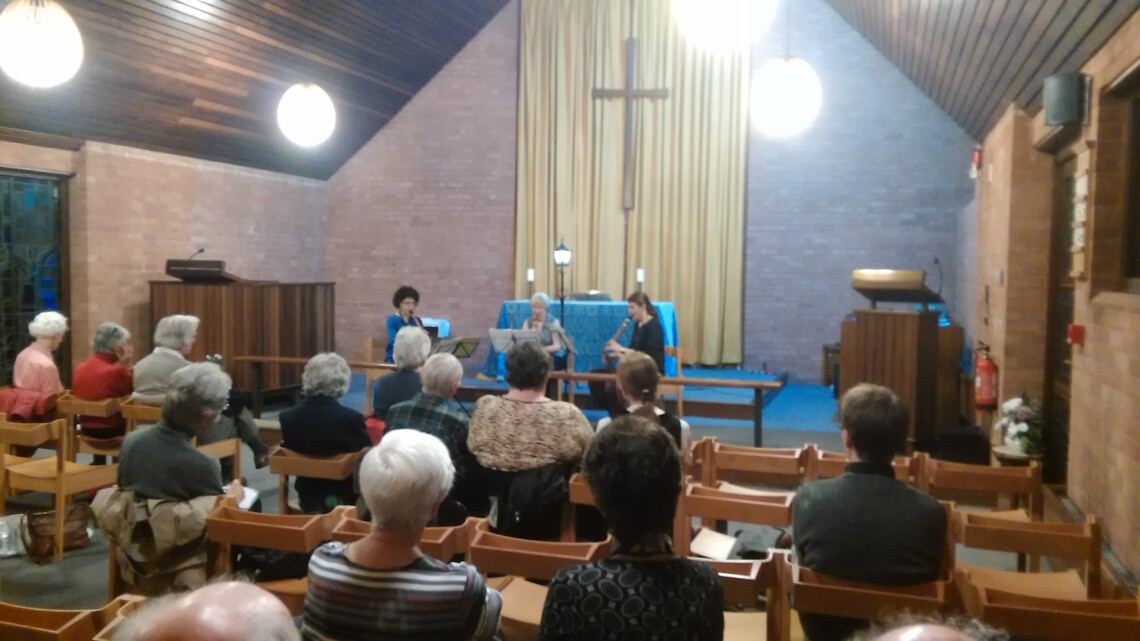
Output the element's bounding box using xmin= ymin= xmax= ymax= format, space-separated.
xmin=515 ymin=0 xmax=747 ymax=363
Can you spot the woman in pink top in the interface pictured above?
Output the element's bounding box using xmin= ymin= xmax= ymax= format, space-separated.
xmin=13 ymin=311 xmax=68 ymax=394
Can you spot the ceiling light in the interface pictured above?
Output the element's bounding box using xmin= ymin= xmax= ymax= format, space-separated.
xmin=277 ymin=83 xmax=336 ymax=147
xmin=672 ymin=0 xmax=778 ymax=52
xmin=751 ymin=56 xmax=822 ymax=138
xmin=0 ymin=0 xmax=84 ymax=88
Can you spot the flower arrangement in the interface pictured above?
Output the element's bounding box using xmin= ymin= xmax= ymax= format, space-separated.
xmin=995 ymin=394 xmax=1044 ymax=455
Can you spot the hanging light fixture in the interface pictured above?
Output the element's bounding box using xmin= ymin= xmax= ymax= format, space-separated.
xmin=750 ymin=0 xmax=822 ymax=138
xmin=672 ymin=0 xmax=778 ymax=52
xmin=0 ymin=0 xmax=84 ymax=88
xmin=277 ymin=83 xmax=336 ymax=147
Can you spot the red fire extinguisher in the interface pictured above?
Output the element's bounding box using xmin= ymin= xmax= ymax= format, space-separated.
xmin=975 ymin=342 xmax=998 ymax=410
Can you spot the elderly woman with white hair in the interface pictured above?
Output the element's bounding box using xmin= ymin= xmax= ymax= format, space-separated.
xmin=71 ymin=322 xmax=135 ymax=459
xmin=302 ymin=430 xmax=502 ymax=640
xmin=13 ymin=310 xmax=69 ymax=394
xmin=371 ymin=326 xmax=430 ymax=421
xmin=279 ymin=352 xmax=371 ymax=514
xmin=524 ymin=292 xmax=568 ymax=371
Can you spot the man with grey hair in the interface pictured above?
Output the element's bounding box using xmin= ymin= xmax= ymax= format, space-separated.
xmin=72 ymin=322 xmax=135 ymax=457
xmin=371 ymin=326 xmax=430 ymax=420
xmin=386 ymin=353 xmax=482 ymax=515
xmin=133 ymin=314 xmax=269 ymax=473
xmin=793 ymin=383 xmax=947 ymax=641
xmin=279 ymin=352 xmax=370 ymax=513
xmin=113 ymin=580 xmax=299 ymax=641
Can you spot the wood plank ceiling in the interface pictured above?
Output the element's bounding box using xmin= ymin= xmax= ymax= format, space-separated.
xmin=823 ymin=0 xmax=1140 ymax=142
xmin=0 ymin=0 xmax=509 ymax=179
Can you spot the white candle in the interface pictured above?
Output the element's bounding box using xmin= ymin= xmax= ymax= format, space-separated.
xmin=527 ymin=268 xmax=535 ymax=282
xmin=636 ymin=268 xmax=645 ymax=283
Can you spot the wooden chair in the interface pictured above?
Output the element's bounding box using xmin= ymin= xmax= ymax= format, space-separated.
xmin=701 ymin=439 xmax=813 ymax=490
xmin=955 ymin=568 xmax=1140 ymax=641
xmin=467 ymin=519 xmax=612 ymax=581
xmin=56 ymin=393 xmax=131 ymax=462
xmin=706 ymin=552 xmax=791 ymax=641
xmin=118 ymin=398 xmax=162 ymax=433
xmin=775 ymin=553 xmax=952 ymax=641
xmin=205 ymin=499 xmax=340 ymax=615
xmin=268 ymin=447 xmax=359 ymax=515
xmin=0 ymin=416 xmax=118 ymax=560
xmin=921 ymin=458 xmax=1043 ymax=519
xmin=677 ymin=481 xmax=794 ymax=557
xmin=661 ymin=345 xmax=685 ymax=417
xmin=954 ymin=510 xmax=1102 ymax=597
xmin=0 ymin=594 xmax=145 ymax=641
xmin=362 ymin=336 xmax=391 ymax=415
xmin=91 ymin=595 xmax=148 ymax=641
xmin=195 ymin=437 xmax=242 ymax=482
xmin=329 ymin=506 xmax=480 ymax=561
xmin=809 ymin=447 xmax=920 ymax=484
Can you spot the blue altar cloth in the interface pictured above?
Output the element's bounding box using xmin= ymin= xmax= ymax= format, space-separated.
xmin=480 ymin=300 xmax=678 ymax=378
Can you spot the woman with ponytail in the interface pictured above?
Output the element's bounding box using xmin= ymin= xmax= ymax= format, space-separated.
xmin=597 ymin=351 xmax=690 ymax=461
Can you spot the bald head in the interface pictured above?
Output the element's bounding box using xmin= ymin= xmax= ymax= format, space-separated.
xmin=874 ymin=625 xmax=977 ymax=641
xmin=857 ymin=618 xmax=1008 ymax=641
xmin=115 ymin=581 xmax=298 ymax=641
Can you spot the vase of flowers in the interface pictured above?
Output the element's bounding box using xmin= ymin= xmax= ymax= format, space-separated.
xmin=995 ymin=394 xmax=1044 ymax=456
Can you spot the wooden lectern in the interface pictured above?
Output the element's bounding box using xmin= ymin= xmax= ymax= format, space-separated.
xmin=151 ymin=260 xmax=334 ymax=395
xmin=839 ymin=270 xmax=942 ymax=449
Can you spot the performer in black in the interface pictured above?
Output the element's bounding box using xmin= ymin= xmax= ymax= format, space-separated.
xmin=590 ymin=292 xmax=665 ymax=416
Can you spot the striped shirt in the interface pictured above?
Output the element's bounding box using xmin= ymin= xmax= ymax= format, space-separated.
xmin=302 ymin=542 xmax=502 ymax=641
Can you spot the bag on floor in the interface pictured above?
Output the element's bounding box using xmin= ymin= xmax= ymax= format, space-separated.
xmin=19 ymin=502 xmax=92 ymax=564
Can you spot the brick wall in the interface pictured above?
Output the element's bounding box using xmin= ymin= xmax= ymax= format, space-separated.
xmin=325 ymin=1 xmax=519 ymax=361
xmin=744 ymin=0 xmax=977 ymax=381
xmin=1063 ymin=8 xmax=1140 ymax=579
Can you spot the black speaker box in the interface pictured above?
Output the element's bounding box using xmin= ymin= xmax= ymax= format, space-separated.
xmin=1044 ymin=73 xmax=1087 ymax=126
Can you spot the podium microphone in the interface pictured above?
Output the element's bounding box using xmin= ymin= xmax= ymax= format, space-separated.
xmin=186 ymin=247 xmax=205 ymax=260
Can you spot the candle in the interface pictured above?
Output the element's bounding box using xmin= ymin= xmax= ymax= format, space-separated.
xmin=636 ymin=268 xmax=645 ymax=283
xmin=527 ymin=268 xmax=535 ymax=282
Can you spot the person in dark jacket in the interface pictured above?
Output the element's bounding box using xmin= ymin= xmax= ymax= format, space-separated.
xmin=279 ymin=353 xmax=371 ymax=514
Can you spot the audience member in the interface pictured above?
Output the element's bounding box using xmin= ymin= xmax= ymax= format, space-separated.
xmin=95 ymin=363 xmax=244 ymax=593
xmin=793 ymin=383 xmax=948 ymax=641
xmin=279 ymin=352 xmax=371 ymax=513
xmin=385 ymin=284 xmax=423 ymax=362
xmin=112 ymin=580 xmax=299 ymax=641
xmin=540 ymin=415 xmax=724 ymax=641
xmin=133 ymin=314 xmax=269 ymax=474
xmin=372 ymin=325 xmax=429 ymax=420
xmin=386 ymin=352 xmax=480 ymax=516
xmin=849 ymin=615 xmax=1009 ymax=641
xmin=72 ymin=322 xmax=134 ymax=445
xmin=302 ymin=430 xmax=502 ymax=640
xmin=597 ymin=350 xmax=690 ymax=459
xmin=13 ymin=310 xmax=68 ymax=394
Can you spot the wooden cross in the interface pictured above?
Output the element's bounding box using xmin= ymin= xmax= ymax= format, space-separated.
xmin=592 ymin=28 xmax=670 ymax=295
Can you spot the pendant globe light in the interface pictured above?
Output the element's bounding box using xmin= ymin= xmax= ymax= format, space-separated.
xmin=750 ymin=0 xmax=822 ymax=138
xmin=672 ymin=0 xmax=778 ymax=52
xmin=0 ymin=0 xmax=84 ymax=88
xmin=277 ymin=83 xmax=336 ymax=147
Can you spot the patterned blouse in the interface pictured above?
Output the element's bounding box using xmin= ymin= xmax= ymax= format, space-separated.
xmin=467 ymin=396 xmax=593 ymax=472
xmin=540 ymin=557 xmax=724 ymax=641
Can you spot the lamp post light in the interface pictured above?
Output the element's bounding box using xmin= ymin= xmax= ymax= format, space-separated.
xmin=553 ymin=239 xmax=571 ymax=324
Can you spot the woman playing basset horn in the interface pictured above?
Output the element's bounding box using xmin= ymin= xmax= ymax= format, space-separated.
xmin=592 ymin=292 xmax=666 ymax=416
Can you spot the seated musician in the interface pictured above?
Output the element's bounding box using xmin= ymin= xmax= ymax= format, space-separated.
xmin=71 ymin=322 xmax=134 ymax=461
xmin=590 ymin=292 xmax=665 ymax=416
xmin=385 ymin=285 xmax=424 ymax=363
xmin=279 ymin=353 xmax=371 ymax=514
xmin=523 ymin=292 xmax=568 ymax=370
xmin=597 ymin=351 xmax=691 ymax=462
xmin=793 ymin=383 xmax=947 ymax=641
xmin=95 ymin=363 xmax=245 ymax=594
xmin=372 ymin=326 xmax=429 ymax=422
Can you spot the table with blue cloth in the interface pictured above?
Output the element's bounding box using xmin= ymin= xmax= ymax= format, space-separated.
xmin=480 ymin=300 xmax=678 ymax=378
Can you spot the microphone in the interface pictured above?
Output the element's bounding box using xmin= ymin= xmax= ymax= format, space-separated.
xmin=186 ymin=247 xmax=205 ymax=260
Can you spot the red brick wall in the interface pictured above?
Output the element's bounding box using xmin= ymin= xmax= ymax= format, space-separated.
xmin=325 ymin=1 xmax=519 ymax=361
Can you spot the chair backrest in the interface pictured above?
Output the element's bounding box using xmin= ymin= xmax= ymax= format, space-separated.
xmin=781 ymin=553 xmax=950 ymax=623
xmin=567 ymin=472 xmax=593 ymax=506
xmin=955 ymin=511 xmax=1101 ymax=595
xmin=269 ymin=447 xmax=358 ymax=480
xmin=467 ymin=519 xmax=612 ymax=581
xmin=685 ymin=482 xmax=794 ymax=527
xmin=329 ymin=508 xmax=481 ymax=562
xmin=0 ymin=595 xmax=145 ymax=641
xmin=118 ymin=398 xmax=163 ymax=432
xmin=810 ymin=448 xmax=918 ymax=483
xmin=955 ymin=568 xmax=1140 ymax=641
xmin=206 ymin=502 xmax=335 ymax=553
xmin=90 ymin=596 xmax=148 ymax=641
xmin=196 ymin=437 xmax=242 ymax=481
xmin=57 ymin=394 xmax=124 ymax=419
xmin=0 ymin=415 xmax=65 ymax=451
xmin=702 ymin=440 xmax=812 ymax=490
xmin=923 ymin=458 xmax=1043 ymax=518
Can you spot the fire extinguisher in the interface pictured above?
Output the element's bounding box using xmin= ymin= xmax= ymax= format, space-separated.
xmin=975 ymin=342 xmax=998 ymax=410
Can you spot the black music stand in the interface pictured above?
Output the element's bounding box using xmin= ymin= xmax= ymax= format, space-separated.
xmin=433 ymin=337 xmax=481 ymax=358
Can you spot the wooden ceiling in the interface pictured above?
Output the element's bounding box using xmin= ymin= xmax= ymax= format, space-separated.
xmin=0 ymin=0 xmax=509 ymax=179
xmin=823 ymin=0 xmax=1140 ymax=142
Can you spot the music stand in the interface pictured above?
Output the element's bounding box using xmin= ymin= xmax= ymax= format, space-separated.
xmin=489 ymin=329 xmax=541 ymax=354
xmin=433 ymin=337 xmax=481 ymax=358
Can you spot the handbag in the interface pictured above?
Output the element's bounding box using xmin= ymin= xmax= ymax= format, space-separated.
xmin=19 ymin=502 xmax=92 ymax=564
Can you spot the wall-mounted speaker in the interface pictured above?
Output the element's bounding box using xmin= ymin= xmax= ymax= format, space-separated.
xmin=1043 ymin=73 xmax=1088 ymax=126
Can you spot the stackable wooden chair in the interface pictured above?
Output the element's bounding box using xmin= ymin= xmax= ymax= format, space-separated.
xmin=268 ymin=447 xmax=359 ymax=515
xmin=699 ymin=439 xmax=813 ymax=491
xmin=0 ymin=416 xmax=118 ymax=560
xmin=329 ymin=505 xmax=480 ymax=562
xmin=921 ymin=458 xmax=1043 ymax=519
xmin=117 ymin=398 xmax=163 ymax=433
xmin=677 ymin=481 xmax=794 ymax=557
xmin=467 ymin=518 xmax=611 ymax=581
xmin=0 ymin=594 xmax=145 ymax=641
xmin=711 ymin=552 xmax=791 ymax=641
xmin=809 ymin=448 xmax=921 ymax=484
xmin=56 ymin=393 xmax=131 ymax=462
